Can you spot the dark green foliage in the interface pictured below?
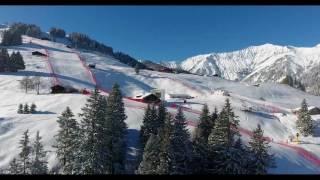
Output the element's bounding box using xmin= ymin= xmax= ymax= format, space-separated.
xmin=54 ymin=107 xmax=80 ymax=174
xmin=49 ymin=27 xmax=66 ymax=38
xmin=135 ymin=64 xmax=140 ymax=74
xmin=1 ymin=30 xmax=22 ymax=46
xmin=30 ymin=131 xmax=48 ymax=174
xmin=18 ymin=104 xmax=23 ymax=114
xmin=140 ymin=104 xmax=158 ymax=148
xmin=30 ymin=103 xmax=37 ymax=114
xmin=194 ymin=104 xmax=213 ymax=144
xmin=23 ymin=103 xmax=29 ymax=114
xmin=19 ymin=130 xmax=32 ymax=174
xmin=248 ymin=124 xmax=276 ymax=174
xmin=296 ymin=99 xmax=314 ymax=137
xmin=68 ymin=32 xmax=113 ymax=55
xmin=113 ymin=52 xmax=146 ymax=69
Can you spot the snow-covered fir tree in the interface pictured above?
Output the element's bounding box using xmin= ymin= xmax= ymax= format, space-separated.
xmin=54 ymin=106 xmax=80 ymax=174
xmin=248 ymin=124 xmax=275 ymax=174
xmin=140 ymin=104 xmax=158 ymax=148
xmin=17 ymin=104 xmax=23 ymax=114
xmin=77 ymin=88 xmax=107 ymax=174
xmin=155 ymin=102 xmax=167 ymax=131
xmin=23 ymin=103 xmax=29 ymax=114
xmin=296 ymin=99 xmax=314 ymax=137
xmin=155 ymin=113 xmax=174 ymax=174
xmin=136 ymin=134 xmax=161 ymax=174
xmin=170 ymin=107 xmax=192 ymax=174
xmin=30 ymin=103 xmax=36 ymax=114
xmin=105 ymin=83 xmax=128 ymax=174
xmin=18 ymin=130 xmax=32 ymax=174
xmin=30 ymin=131 xmax=48 ymax=174
xmin=193 ymin=104 xmax=211 ymax=143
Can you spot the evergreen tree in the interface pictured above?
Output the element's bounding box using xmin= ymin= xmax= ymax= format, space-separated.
xmin=248 ymin=124 xmax=275 ymax=174
xmin=170 ymin=107 xmax=192 ymax=174
xmin=30 ymin=131 xmax=48 ymax=174
xmin=296 ymin=99 xmax=314 ymax=136
xmin=77 ymin=88 xmax=107 ymax=174
xmin=8 ymin=158 xmax=21 ymax=174
xmin=18 ymin=130 xmax=32 ymax=174
xmin=54 ymin=107 xmax=80 ymax=174
xmin=23 ymin=103 xmax=29 ymax=114
xmin=194 ymin=104 xmax=212 ymax=143
xmin=156 ymin=114 xmax=173 ymax=174
xmin=140 ymin=104 xmax=158 ymax=148
xmin=156 ymin=102 xmax=167 ymax=131
xmin=105 ymin=83 xmax=127 ymax=174
xmin=30 ymin=103 xmax=36 ymax=114
xmin=136 ymin=134 xmax=161 ymax=174
xmin=17 ymin=104 xmax=23 ymax=114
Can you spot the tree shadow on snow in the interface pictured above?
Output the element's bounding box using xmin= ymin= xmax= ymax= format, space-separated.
xmin=34 ymin=111 xmax=56 ymax=115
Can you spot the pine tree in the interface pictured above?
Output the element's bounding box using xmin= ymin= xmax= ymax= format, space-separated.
xmin=77 ymin=88 xmax=107 ymax=174
xmin=23 ymin=103 xmax=29 ymax=114
xmin=54 ymin=107 xmax=80 ymax=174
xmin=156 ymin=102 xmax=167 ymax=131
xmin=17 ymin=104 xmax=23 ymax=114
xmin=248 ymin=124 xmax=275 ymax=174
xmin=140 ymin=104 xmax=158 ymax=148
xmin=194 ymin=104 xmax=213 ymax=143
xmin=30 ymin=131 xmax=48 ymax=174
xmin=30 ymin=103 xmax=36 ymax=114
xmin=136 ymin=134 xmax=161 ymax=174
xmin=105 ymin=83 xmax=128 ymax=174
xmin=170 ymin=107 xmax=192 ymax=174
xmin=296 ymin=99 xmax=314 ymax=136
xmin=8 ymin=158 xmax=21 ymax=174
xmin=156 ymin=114 xmax=174 ymax=174
xmin=18 ymin=130 xmax=32 ymax=174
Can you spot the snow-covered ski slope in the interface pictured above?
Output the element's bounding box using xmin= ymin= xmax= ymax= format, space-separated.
xmin=1 ymin=35 xmax=320 ymax=173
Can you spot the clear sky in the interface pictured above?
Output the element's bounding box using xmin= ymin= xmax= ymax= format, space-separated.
xmin=1 ymin=6 xmax=320 ymax=61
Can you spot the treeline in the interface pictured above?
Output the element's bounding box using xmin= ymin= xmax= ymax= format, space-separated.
xmin=113 ymin=52 xmax=146 ymax=69
xmin=68 ymin=32 xmax=114 ymax=56
xmin=49 ymin=27 xmax=66 ymax=38
xmin=138 ymin=99 xmax=276 ymax=174
xmin=0 ymin=48 xmax=25 ymax=72
xmin=1 ymin=23 xmax=42 ymax=46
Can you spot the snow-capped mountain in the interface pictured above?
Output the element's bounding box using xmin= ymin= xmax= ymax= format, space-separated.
xmin=167 ymin=43 xmax=320 ymax=88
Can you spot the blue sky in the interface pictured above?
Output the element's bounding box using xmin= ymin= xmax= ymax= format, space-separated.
xmin=1 ymin=6 xmax=320 ymax=61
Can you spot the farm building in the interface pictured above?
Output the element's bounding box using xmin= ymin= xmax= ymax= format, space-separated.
xmin=168 ymin=94 xmax=193 ymax=99
xmin=32 ymin=51 xmax=47 ymax=57
xmin=131 ymin=93 xmax=161 ymax=104
xmin=51 ymin=85 xmax=66 ymax=94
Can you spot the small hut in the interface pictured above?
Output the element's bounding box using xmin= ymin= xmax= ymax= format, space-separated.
xmin=51 ymin=85 xmax=66 ymax=94
xmin=32 ymin=51 xmax=47 ymax=57
xmin=132 ymin=93 xmax=161 ymax=104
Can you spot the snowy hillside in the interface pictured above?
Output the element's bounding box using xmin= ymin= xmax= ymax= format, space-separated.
xmin=165 ymin=44 xmax=320 ymax=91
xmin=1 ymin=35 xmax=320 ymax=174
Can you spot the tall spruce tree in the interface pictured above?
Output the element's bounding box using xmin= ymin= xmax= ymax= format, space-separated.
xmin=77 ymin=88 xmax=107 ymax=174
xmin=23 ymin=103 xmax=29 ymax=114
xmin=54 ymin=107 xmax=80 ymax=174
xmin=156 ymin=113 xmax=174 ymax=174
xmin=296 ymin=99 xmax=314 ymax=137
xmin=194 ymin=104 xmax=212 ymax=143
xmin=18 ymin=130 xmax=32 ymax=174
xmin=136 ymin=134 xmax=161 ymax=174
xmin=140 ymin=104 xmax=158 ymax=148
xmin=30 ymin=103 xmax=36 ymax=114
xmin=248 ymin=124 xmax=275 ymax=174
xmin=170 ymin=107 xmax=192 ymax=174
xmin=17 ymin=104 xmax=23 ymax=114
xmin=105 ymin=83 xmax=127 ymax=174
xmin=30 ymin=131 xmax=48 ymax=174
xmin=156 ymin=102 xmax=167 ymax=131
